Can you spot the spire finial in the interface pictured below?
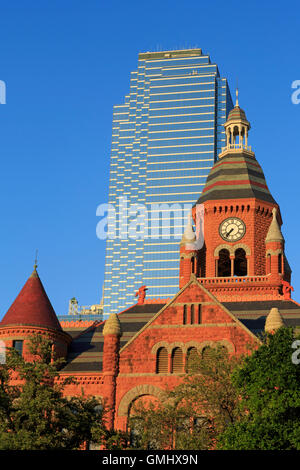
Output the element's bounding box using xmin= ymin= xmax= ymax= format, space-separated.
xmin=34 ymin=249 xmax=38 ymax=271
xmin=235 ymin=86 xmax=239 ymax=107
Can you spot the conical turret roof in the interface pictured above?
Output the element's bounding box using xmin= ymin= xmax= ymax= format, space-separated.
xmin=265 ymin=307 xmax=285 ymax=333
xmin=103 ymin=313 xmax=122 ymax=336
xmin=180 ymin=213 xmax=196 ymax=245
xmin=265 ymin=208 xmax=284 ymax=243
xmin=0 ymin=267 xmax=62 ymax=331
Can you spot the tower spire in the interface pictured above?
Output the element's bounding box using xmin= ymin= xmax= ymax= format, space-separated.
xmin=34 ymin=249 xmax=38 ymax=270
xmin=235 ymin=87 xmax=239 ymax=106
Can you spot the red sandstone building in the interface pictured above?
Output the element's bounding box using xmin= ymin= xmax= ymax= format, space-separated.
xmin=1 ymin=96 xmax=300 ymax=434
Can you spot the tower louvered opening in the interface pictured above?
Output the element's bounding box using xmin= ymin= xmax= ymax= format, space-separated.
xmin=171 ymin=347 xmax=183 ymax=373
xmin=186 ymin=347 xmax=199 ymax=372
xmin=156 ymin=347 xmax=168 ymax=374
xmin=202 ymin=346 xmax=214 ymax=360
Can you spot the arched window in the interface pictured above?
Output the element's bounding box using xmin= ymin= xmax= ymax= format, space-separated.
xmin=202 ymin=346 xmax=214 ymax=360
xmin=217 ymin=249 xmax=231 ymax=277
xmin=183 ymin=305 xmax=187 ymax=325
xmin=190 ymin=305 xmax=194 ymax=324
xmin=234 ymin=248 xmax=247 ymax=276
xmin=156 ymin=347 xmax=168 ymax=374
xmin=186 ymin=347 xmax=199 ymax=373
xmin=171 ymin=347 xmax=183 ymax=373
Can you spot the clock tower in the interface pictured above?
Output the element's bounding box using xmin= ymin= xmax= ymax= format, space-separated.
xmin=183 ymin=90 xmax=292 ymax=302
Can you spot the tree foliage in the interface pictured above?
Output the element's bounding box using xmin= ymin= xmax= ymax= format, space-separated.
xmin=218 ymin=327 xmax=300 ymax=450
xmin=0 ymin=335 xmax=109 ymax=450
xmin=129 ymin=345 xmax=241 ymax=450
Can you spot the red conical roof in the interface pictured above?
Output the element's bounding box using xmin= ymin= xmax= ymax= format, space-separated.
xmin=0 ymin=267 xmax=62 ymax=331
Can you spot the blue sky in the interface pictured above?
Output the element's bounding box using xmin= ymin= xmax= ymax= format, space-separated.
xmin=0 ymin=0 xmax=299 ymax=318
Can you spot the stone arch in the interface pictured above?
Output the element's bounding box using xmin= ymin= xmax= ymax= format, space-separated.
xmin=214 ymin=244 xmax=234 ymax=257
xmin=151 ymin=341 xmax=171 ymax=355
xmin=266 ymin=248 xmax=283 ymax=257
xmin=217 ymin=339 xmax=235 ymax=353
xmin=183 ymin=341 xmax=202 ymax=354
xmin=198 ymin=339 xmax=235 ymax=354
xmin=118 ymin=384 xmax=165 ymax=417
xmin=233 ymin=243 xmax=251 ymax=256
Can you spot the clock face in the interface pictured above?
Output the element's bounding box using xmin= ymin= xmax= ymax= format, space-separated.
xmin=219 ymin=217 xmax=246 ymax=242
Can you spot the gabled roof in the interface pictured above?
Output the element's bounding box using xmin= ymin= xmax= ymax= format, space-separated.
xmin=223 ymin=300 xmax=300 ymax=335
xmin=119 ymin=275 xmax=261 ymax=354
xmin=0 ymin=267 xmax=62 ymax=332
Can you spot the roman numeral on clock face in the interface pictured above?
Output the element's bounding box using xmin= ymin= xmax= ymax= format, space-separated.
xmin=219 ymin=218 xmax=246 ymax=241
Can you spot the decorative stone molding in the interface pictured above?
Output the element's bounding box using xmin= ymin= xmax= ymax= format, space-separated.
xmin=151 ymin=339 xmax=234 ymax=355
xmin=214 ymin=243 xmax=251 ymax=257
xmin=118 ymin=384 xmax=165 ymax=417
xmin=151 ymin=341 xmax=170 ymax=355
xmin=103 ymin=314 xmax=122 ymax=337
xmin=265 ymin=307 xmax=285 ymax=333
xmin=180 ymin=252 xmax=195 ymax=259
xmin=266 ymin=249 xmax=283 ymax=257
xmin=216 ymin=339 xmax=235 ymax=353
xmin=198 ymin=339 xmax=235 ymax=354
xmin=56 ymin=374 xmax=104 ymax=385
xmin=184 ymin=341 xmax=202 ymax=353
xmin=233 ymin=243 xmax=251 ymax=255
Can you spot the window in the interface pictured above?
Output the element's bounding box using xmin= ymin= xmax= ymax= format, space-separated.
xmin=198 ymin=304 xmax=202 ymax=324
xmin=191 ymin=257 xmax=195 ymax=274
xmin=278 ymin=253 xmax=282 ymax=274
xmin=217 ymin=249 xmax=231 ymax=277
xmin=186 ymin=347 xmax=199 ymax=372
xmin=202 ymin=346 xmax=214 ymax=360
xmin=266 ymin=254 xmax=271 ymax=274
xmin=190 ymin=305 xmax=194 ymax=324
xmin=156 ymin=347 xmax=168 ymax=374
xmin=13 ymin=340 xmax=23 ymax=356
xmin=171 ymin=347 xmax=183 ymax=373
xmin=183 ymin=305 xmax=187 ymax=325
xmin=234 ymin=248 xmax=247 ymax=276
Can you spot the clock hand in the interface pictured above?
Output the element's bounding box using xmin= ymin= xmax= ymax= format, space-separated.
xmin=226 ymin=228 xmax=234 ymax=237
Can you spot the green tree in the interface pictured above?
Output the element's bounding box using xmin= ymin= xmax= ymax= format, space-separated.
xmin=0 ymin=334 xmax=108 ymax=450
xmin=218 ymin=327 xmax=300 ymax=450
xmin=129 ymin=345 xmax=241 ymax=450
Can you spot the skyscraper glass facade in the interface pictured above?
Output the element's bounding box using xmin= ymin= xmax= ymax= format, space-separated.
xmin=103 ymin=49 xmax=233 ymax=315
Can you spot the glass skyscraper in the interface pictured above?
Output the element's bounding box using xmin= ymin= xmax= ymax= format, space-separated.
xmin=103 ymin=49 xmax=233 ymax=315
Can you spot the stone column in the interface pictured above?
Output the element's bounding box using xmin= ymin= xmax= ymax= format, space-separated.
xmin=102 ymin=314 xmax=122 ymax=430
